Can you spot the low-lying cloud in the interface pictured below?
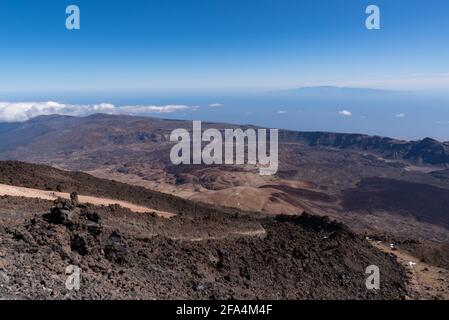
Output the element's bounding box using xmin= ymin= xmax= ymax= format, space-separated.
xmin=0 ymin=101 xmax=198 ymax=122
xmin=209 ymin=103 xmax=224 ymax=108
xmin=338 ymin=110 xmax=352 ymax=117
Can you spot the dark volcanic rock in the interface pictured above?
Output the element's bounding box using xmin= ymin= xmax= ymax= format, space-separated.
xmin=70 ymin=192 xmax=79 ymax=206
xmin=104 ymin=231 xmax=129 ymax=264
xmin=0 ymin=199 xmax=408 ymax=300
xmin=341 ymin=177 xmax=449 ymax=229
xmin=45 ymin=199 xmax=80 ymax=226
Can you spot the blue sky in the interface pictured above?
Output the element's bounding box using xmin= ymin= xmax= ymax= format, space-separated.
xmin=1 ymin=0 xmax=449 ymax=140
xmin=0 ymin=0 xmax=449 ymax=92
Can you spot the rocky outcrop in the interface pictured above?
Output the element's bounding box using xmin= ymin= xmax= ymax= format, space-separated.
xmin=0 ymin=199 xmax=407 ymax=300
xmin=279 ymin=131 xmax=449 ymax=165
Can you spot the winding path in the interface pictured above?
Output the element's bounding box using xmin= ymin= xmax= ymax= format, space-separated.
xmin=0 ymin=183 xmax=176 ymax=218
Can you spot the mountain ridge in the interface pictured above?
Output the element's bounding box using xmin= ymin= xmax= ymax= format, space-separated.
xmin=1 ymin=113 xmax=447 ymax=166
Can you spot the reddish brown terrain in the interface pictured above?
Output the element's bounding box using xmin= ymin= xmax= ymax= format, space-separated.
xmin=0 ymin=163 xmax=408 ymax=299
xmin=0 ymin=114 xmax=448 ymax=299
xmin=1 ymin=114 xmax=448 ymax=241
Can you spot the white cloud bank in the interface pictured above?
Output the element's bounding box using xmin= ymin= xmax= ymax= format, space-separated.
xmin=209 ymin=103 xmax=224 ymax=108
xmin=0 ymin=101 xmax=198 ymax=122
xmin=338 ymin=110 xmax=352 ymax=117
xmin=395 ymin=113 xmax=405 ymax=118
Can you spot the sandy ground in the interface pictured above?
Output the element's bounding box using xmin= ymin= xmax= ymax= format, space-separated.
xmin=372 ymin=241 xmax=449 ymax=299
xmin=0 ymin=183 xmax=175 ymax=218
xmin=86 ymin=168 xmax=311 ymax=214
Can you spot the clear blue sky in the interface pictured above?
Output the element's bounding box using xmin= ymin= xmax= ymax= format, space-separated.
xmin=0 ymin=0 xmax=448 ymax=93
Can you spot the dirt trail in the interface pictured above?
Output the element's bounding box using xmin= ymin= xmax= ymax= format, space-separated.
xmin=0 ymin=183 xmax=175 ymax=218
xmin=372 ymin=241 xmax=449 ymax=299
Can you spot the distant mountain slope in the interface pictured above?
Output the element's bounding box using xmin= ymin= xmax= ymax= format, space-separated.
xmin=0 ymin=122 xmax=21 ymax=134
xmin=431 ymin=168 xmax=449 ymax=181
xmin=0 ymin=115 xmax=448 ymax=246
xmin=0 ymin=113 xmax=448 ymax=166
xmin=279 ymin=131 xmax=449 ymax=165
